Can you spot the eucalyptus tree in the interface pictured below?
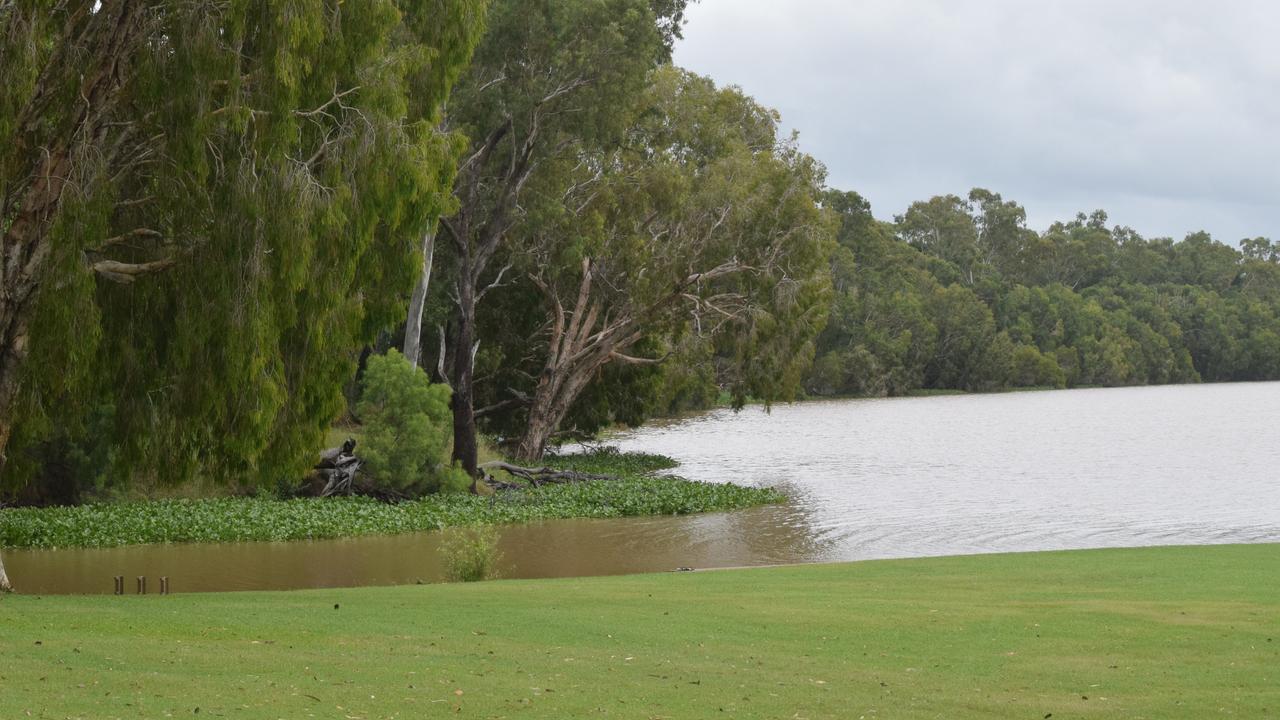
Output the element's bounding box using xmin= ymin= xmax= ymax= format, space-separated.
xmin=1028 ymin=212 xmax=1118 ymax=290
xmin=0 ymin=2 xmax=486 ymax=493
xmin=896 ymin=195 xmax=983 ymax=285
xmin=1241 ymin=237 xmax=1279 ymax=263
xmin=969 ymin=188 xmax=1036 ymax=281
xmin=504 ymin=68 xmax=835 ymax=460
xmin=1171 ymin=231 xmax=1242 ymax=290
xmin=436 ymin=0 xmax=686 ymax=474
xmin=808 ymin=191 xmax=940 ymax=398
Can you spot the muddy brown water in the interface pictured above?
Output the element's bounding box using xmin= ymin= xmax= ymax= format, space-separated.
xmin=8 ymin=382 xmax=1280 ymax=594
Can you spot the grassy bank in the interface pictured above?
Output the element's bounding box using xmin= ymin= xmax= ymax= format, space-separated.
xmin=0 ymin=452 xmax=783 ymax=550
xmin=1 ymin=544 xmax=1276 ymax=718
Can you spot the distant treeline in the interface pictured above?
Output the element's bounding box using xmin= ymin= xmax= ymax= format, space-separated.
xmin=802 ymin=189 xmax=1280 ymax=398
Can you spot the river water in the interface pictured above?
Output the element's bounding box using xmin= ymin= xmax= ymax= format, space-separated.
xmin=8 ymin=383 xmax=1280 ymax=594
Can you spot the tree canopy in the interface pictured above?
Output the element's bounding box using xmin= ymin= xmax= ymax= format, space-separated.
xmin=1 ymin=0 xmax=486 ymax=498
xmin=808 ymin=189 xmax=1280 ymax=399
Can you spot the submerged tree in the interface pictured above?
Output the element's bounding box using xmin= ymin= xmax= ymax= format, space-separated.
xmin=0 ymin=1 xmax=486 ymax=495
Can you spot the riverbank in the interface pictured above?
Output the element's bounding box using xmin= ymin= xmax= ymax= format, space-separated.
xmin=0 ymin=451 xmax=783 ymax=550
xmin=2 ymin=544 xmax=1276 ymax=718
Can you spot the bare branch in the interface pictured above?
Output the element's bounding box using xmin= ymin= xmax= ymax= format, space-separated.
xmin=476 ymin=262 xmax=513 ymax=301
xmin=530 ymin=272 xmax=566 ymax=368
xmin=561 ymin=257 xmax=593 ymax=358
xmin=609 ymin=350 xmax=669 ymax=366
xmin=295 ymin=84 xmax=362 ymax=119
xmin=97 ymin=227 xmax=163 ymax=249
xmin=92 ymin=257 xmax=178 ymax=284
xmin=475 ymin=389 xmax=532 ymax=418
xmin=436 ymin=323 xmax=448 ymax=383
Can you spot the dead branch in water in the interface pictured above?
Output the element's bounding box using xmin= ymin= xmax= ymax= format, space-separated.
xmin=478 ymin=461 xmax=616 ymax=488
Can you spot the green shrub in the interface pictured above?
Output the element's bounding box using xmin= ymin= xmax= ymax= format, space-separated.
xmin=1010 ymin=344 xmax=1067 ymax=388
xmin=440 ymin=526 xmax=501 ymax=582
xmin=357 ymin=350 xmax=456 ymax=495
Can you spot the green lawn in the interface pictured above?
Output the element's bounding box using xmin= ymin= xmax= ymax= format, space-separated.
xmin=2 ymin=544 xmax=1277 ymax=719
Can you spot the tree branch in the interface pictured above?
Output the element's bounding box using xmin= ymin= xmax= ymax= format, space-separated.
xmin=609 ymin=350 xmax=669 ymax=366
xmin=92 ymin=257 xmax=178 ymax=284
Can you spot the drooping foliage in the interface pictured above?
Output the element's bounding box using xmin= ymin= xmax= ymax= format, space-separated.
xmin=1 ymin=1 xmax=487 ymax=500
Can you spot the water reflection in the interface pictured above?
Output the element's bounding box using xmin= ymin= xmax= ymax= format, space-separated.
xmin=7 ymin=509 xmax=828 ymax=595
xmin=10 ymin=382 xmax=1280 ymax=594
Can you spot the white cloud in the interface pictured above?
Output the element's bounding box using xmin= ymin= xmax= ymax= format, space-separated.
xmin=674 ymin=0 xmax=1279 ymax=241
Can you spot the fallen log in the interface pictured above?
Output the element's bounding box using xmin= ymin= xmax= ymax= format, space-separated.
xmin=478 ymin=461 xmax=617 ymax=488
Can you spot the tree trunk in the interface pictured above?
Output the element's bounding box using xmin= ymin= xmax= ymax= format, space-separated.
xmin=0 ymin=2 xmax=149 ymax=468
xmin=402 ymin=230 xmax=436 ymax=368
xmin=0 ymin=320 xmax=26 ymax=477
xmin=514 ymin=378 xmax=560 ymax=462
xmin=450 ymin=281 xmax=480 ymax=476
xmin=0 ymin=550 xmax=11 ymax=593
xmin=1 ymin=150 xmax=67 ymax=472
xmin=513 ymin=350 xmax=608 ymax=462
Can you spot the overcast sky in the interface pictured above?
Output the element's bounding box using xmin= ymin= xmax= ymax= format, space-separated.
xmin=673 ymin=0 xmax=1278 ymax=243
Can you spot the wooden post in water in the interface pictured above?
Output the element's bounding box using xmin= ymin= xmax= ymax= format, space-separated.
xmin=159 ymin=577 xmax=169 ymax=595
xmin=136 ymin=576 xmax=146 ymax=595
xmin=113 ymin=576 xmax=124 ymax=595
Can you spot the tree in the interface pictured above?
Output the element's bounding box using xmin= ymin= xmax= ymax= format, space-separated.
xmin=1171 ymin=231 xmax=1242 ymax=290
xmin=1009 ymin=344 xmax=1065 ymax=388
xmin=924 ymin=284 xmax=1005 ymax=391
xmin=1027 ymin=212 xmax=1116 ymax=290
xmin=1 ymin=1 xmax=486 ymax=492
xmin=437 ymin=0 xmax=686 ymax=474
xmin=1241 ymin=237 xmax=1278 ymax=263
xmin=969 ymin=188 xmax=1035 ymax=280
xmin=808 ymin=190 xmax=939 ymax=398
xmin=813 ymin=182 xmax=1280 ymax=397
xmin=897 ymin=195 xmax=982 ymax=284
xmin=402 ymin=229 xmax=438 ymax=369
xmin=505 ymin=68 xmax=834 ymax=460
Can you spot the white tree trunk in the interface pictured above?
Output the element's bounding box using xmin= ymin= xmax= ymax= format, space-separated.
xmin=402 ymin=230 xmax=436 ymax=368
xmin=0 ymin=550 xmax=11 ymax=593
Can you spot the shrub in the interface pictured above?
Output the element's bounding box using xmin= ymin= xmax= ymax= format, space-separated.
xmin=357 ymin=350 xmax=456 ymax=495
xmin=1010 ymin=344 xmax=1067 ymax=388
xmin=440 ymin=526 xmax=501 ymax=582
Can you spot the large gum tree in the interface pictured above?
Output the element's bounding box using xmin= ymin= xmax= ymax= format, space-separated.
xmin=0 ymin=0 xmax=485 ymax=586
xmin=506 ymin=68 xmax=835 ymax=460
xmin=432 ymin=0 xmax=686 ymax=475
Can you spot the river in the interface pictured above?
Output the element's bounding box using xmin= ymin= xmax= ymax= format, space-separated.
xmin=9 ymin=382 xmax=1280 ymax=593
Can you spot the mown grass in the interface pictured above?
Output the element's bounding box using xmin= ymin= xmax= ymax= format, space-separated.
xmin=1 ymin=544 xmax=1276 ymax=718
xmin=0 ymin=451 xmax=782 ymax=550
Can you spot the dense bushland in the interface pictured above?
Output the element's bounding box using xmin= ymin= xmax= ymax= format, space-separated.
xmin=804 ymin=190 xmax=1280 ymax=398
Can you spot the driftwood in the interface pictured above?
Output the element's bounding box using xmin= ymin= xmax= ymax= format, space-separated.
xmin=478 ymin=461 xmax=616 ymax=488
xmin=313 ymin=438 xmax=361 ymax=497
